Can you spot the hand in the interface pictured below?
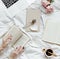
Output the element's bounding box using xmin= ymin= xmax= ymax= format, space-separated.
xmin=0 ymin=46 xmax=4 ymax=52
xmin=10 ymin=46 xmax=24 ymax=59
xmin=47 ymin=0 xmax=51 ymax=2
xmin=41 ymin=0 xmax=53 ymax=13
xmin=46 ymin=6 xmax=53 ymax=13
xmin=2 ymin=34 xmax=12 ymax=48
xmin=0 ymin=34 xmax=12 ymax=52
xmin=41 ymin=0 xmax=50 ymax=8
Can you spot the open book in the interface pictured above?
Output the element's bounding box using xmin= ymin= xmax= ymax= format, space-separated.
xmin=2 ymin=25 xmax=31 ymax=47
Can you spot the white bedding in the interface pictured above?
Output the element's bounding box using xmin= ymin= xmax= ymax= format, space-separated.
xmin=0 ymin=0 xmax=60 ymax=59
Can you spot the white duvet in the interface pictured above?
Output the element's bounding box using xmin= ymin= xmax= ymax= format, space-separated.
xmin=0 ymin=0 xmax=60 ymax=59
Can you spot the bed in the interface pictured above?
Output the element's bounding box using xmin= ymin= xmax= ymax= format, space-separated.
xmin=0 ymin=0 xmax=60 ymax=59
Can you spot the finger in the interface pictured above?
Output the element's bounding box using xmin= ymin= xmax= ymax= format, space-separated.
xmin=23 ymin=47 xmax=24 ymax=49
xmin=7 ymin=34 xmax=12 ymax=40
xmin=18 ymin=47 xmax=24 ymax=54
xmin=5 ymin=35 xmax=12 ymax=44
xmin=3 ymin=34 xmax=12 ymax=43
xmin=15 ymin=46 xmax=21 ymax=52
xmin=13 ymin=47 xmax=24 ymax=55
xmin=4 ymin=39 xmax=12 ymax=45
xmin=16 ymin=46 xmax=23 ymax=54
xmin=18 ymin=46 xmax=24 ymax=52
xmin=20 ymin=48 xmax=24 ymax=53
xmin=19 ymin=49 xmax=24 ymax=54
xmin=14 ymin=46 xmax=21 ymax=54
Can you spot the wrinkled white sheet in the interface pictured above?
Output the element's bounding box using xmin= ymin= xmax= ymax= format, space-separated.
xmin=0 ymin=0 xmax=60 ymax=59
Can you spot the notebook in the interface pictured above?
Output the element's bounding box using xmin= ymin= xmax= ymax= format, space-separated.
xmin=2 ymin=25 xmax=31 ymax=47
xmin=26 ymin=8 xmax=40 ymax=32
xmin=42 ymin=12 xmax=60 ymax=45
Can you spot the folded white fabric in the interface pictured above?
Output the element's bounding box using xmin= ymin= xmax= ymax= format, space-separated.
xmin=53 ymin=0 xmax=60 ymax=10
xmin=18 ymin=53 xmax=28 ymax=59
xmin=26 ymin=0 xmax=35 ymax=5
xmin=0 ymin=0 xmax=34 ymax=18
xmin=0 ymin=22 xmax=8 ymax=37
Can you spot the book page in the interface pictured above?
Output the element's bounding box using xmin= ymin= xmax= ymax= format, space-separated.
xmin=13 ymin=33 xmax=30 ymax=48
